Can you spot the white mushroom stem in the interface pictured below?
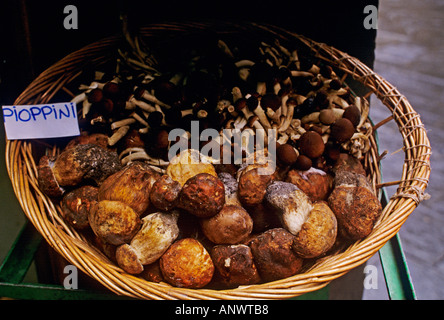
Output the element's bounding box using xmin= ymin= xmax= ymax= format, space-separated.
xmin=301 ymin=112 xmax=320 ymax=125
xmin=277 ymin=132 xmax=289 ymax=144
xmin=119 ymin=147 xmax=170 ymax=166
xmin=108 ymin=125 xmax=130 ymax=146
xmin=256 ymin=81 xmax=267 ymax=96
xmin=274 ymin=39 xmax=291 ymax=58
xmin=82 ymin=99 xmax=92 ymax=118
xmin=231 ymin=87 xmax=243 ymax=102
xmin=130 ymin=96 xmax=157 ymax=113
xmin=249 ymin=117 xmax=268 ymax=142
xmin=290 ymin=70 xmax=313 ymax=77
xmin=217 ymin=39 xmax=234 ymax=59
xmin=291 ymin=50 xmax=300 ymax=69
xmin=111 ymin=118 xmax=136 ymax=130
xmin=234 ymin=59 xmax=255 ymax=68
xmin=355 ymin=97 xmax=370 ymax=129
xmin=71 ymin=92 xmax=87 ymax=105
xmin=131 ymin=111 xmax=149 ymax=127
xmin=240 ymin=128 xmax=256 ymax=156
xmin=266 ymin=107 xmax=281 ymax=121
xmin=238 ymin=68 xmax=250 ymax=81
xmin=136 ymin=88 xmax=171 ymax=109
xmin=328 ymin=95 xmax=349 ymax=109
xmin=234 ymin=116 xmax=247 ymax=130
xmin=278 ymin=99 xmax=297 ymax=133
xmin=78 ymin=81 xmax=104 ymax=92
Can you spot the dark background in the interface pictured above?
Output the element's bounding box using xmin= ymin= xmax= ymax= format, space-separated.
xmin=0 ymin=0 xmax=378 ymax=106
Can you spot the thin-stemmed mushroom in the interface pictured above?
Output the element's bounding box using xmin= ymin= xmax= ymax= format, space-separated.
xmin=133 ymin=87 xmax=171 ymax=109
xmin=246 ymin=94 xmax=271 ymax=130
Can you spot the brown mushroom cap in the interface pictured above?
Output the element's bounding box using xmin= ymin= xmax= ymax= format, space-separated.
xmin=294 ymin=154 xmax=312 ymax=171
xmin=234 ymin=97 xmax=248 ymax=113
xmin=149 ymin=174 xmax=181 ymax=211
xmin=178 ymin=173 xmax=225 ymax=218
xmin=87 ymin=88 xmax=104 ymax=103
xmin=61 ymin=185 xmax=98 ymax=230
xmin=330 ymin=118 xmax=355 ymax=143
xmin=298 ymin=131 xmax=325 ymax=159
xmin=98 ymin=162 xmax=161 ymax=216
xmin=277 ymin=143 xmax=298 ymax=166
xmin=211 ymin=244 xmax=261 ymax=287
xmin=237 ymin=164 xmax=275 ymax=207
xmin=247 ymin=115 xmax=260 ymax=127
xmin=342 ymin=105 xmax=361 ymax=127
xmin=160 ymin=238 xmax=214 ymax=288
xmin=53 ymin=144 xmax=122 ymax=187
xmin=37 ymin=155 xmax=65 ymax=198
xmin=319 ymin=109 xmax=336 ymax=125
xmin=89 ymin=200 xmax=141 ymax=246
xmin=285 ymin=168 xmax=333 ymax=202
xmin=261 ymin=93 xmax=282 ymax=111
xmin=248 ymin=228 xmax=303 ymax=282
xmin=200 ymin=204 xmax=253 ymax=244
xmin=292 ymin=201 xmax=337 ymax=259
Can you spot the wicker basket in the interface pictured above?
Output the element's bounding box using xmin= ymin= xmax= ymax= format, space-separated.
xmin=5 ymin=22 xmax=431 ymax=300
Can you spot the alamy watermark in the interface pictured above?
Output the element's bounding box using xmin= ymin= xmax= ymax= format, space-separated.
xmin=63 ymin=264 xmax=78 ymax=289
xmin=363 ymin=264 xmax=378 ymax=290
xmin=363 ymin=5 xmax=378 ymax=30
xmin=63 ymin=5 xmax=78 ymax=30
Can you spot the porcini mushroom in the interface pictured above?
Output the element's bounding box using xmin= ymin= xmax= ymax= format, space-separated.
xmin=246 ymin=94 xmax=271 ymax=130
xmin=265 ymin=181 xmax=313 ymax=235
xmin=116 ymin=212 xmax=179 ymax=274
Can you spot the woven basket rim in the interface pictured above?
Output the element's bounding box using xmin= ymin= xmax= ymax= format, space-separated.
xmin=5 ymin=21 xmax=431 ymax=300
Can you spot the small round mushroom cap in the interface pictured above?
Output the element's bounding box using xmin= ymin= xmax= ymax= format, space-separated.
xmin=294 ymin=154 xmax=312 ymax=171
xmin=298 ymin=131 xmax=325 ymax=159
xmin=342 ymin=105 xmax=361 ymax=127
xmin=247 ymin=115 xmax=260 ymax=127
xmin=261 ymin=93 xmax=282 ymax=111
xmin=277 ymin=143 xmax=298 ymax=166
xmin=87 ymin=88 xmax=104 ymax=103
xmin=234 ymin=97 xmax=248 ymax=113
xmin=319 ymin=109 xmax=336 ymax=125
xmin=330 ymin=118 xmax=355 ymax=143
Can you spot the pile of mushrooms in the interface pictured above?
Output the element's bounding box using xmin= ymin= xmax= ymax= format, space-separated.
xmin=36 ymin=28 xmax=382 ymax=289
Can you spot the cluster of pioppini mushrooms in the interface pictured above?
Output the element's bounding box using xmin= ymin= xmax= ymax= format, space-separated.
xmin=37 ymin=31 xmax=382 ymax=289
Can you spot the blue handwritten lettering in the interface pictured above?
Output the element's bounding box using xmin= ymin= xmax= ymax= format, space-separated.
xmin=41 ymin=106 xmax=53 ymax=120
xmin=18 ymin=109 xmax=31 ymax=122
xmin=30 ymin=107 xmax=42 ymax=121
xmin=3 ymin=107 xmax=13 ymax=122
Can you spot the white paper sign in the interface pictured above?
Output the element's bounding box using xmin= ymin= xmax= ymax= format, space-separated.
xmin=2 ymin=102 xmax=80 ymax=140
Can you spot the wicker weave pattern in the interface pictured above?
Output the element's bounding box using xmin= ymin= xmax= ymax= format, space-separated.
xmin=5 ymin=22 xmax=431 ymax=299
